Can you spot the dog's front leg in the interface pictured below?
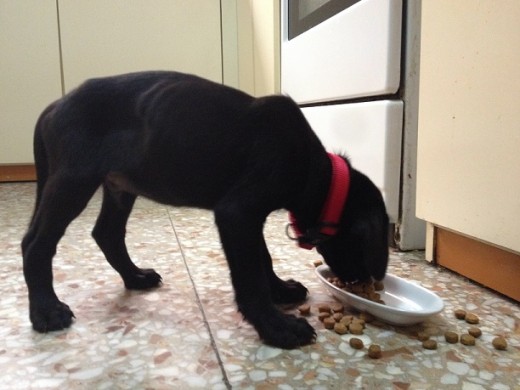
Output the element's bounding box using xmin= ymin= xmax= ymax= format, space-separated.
xmin=214 ymin=203 xmax=316 ymax=349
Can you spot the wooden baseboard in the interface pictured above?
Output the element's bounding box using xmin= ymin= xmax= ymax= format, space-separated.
xmin=436 ymin=227 xmax=520 ymax=302
xmin=0 ymin=164 xmax=36 ymax=182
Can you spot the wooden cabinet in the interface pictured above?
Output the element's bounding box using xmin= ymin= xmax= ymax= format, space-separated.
xmin=416 ymin=1 xmax=520 ymax=300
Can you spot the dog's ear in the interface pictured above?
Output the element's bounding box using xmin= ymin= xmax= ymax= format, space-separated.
xmin=355 ymin=209 xmax=389 ymax=281
xmin=344 ymin=166 xmax=389 ymax=281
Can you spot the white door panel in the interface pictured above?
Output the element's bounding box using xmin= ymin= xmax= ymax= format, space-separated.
xmin=281 ymin=0 xmax=402 ymax=104
xmin=302 ymin=101 xmax=403 ymax=222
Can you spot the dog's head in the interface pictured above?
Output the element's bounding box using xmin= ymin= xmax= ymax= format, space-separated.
xmin=317 ymin=168 xmax=389 ymax=283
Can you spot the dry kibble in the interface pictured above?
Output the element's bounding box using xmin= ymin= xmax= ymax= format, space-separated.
xmin=465 ymin=313 xmax=479 ymax=324
xmin=333 ymin=322 xmax=349 ymax=335
xmin=417 ymin=331 xmax=430 ymax=341
xmin=332 ymin=312 xmax=344 ymax=322
xmin=318 ymin=312 xmax=331 ymax=322
xmin=492 ymin=336 xmax=507 ymax=351
xmin=352 ymin=318 xmax=366 ymax=328
xmin=318 ymin=272 xmax=512 ymax=356
xmin=359 ymin=312 xmax=375 ymax=323
xmin=313 ymin=259 xmax=323 ymax=267
xmin=468 ymin=327 xmax=482 ymax=338
xmin=444 ymin=331 xmax=459 ymax=344
xmin=362 ymin=282 xmax=375 ymax=294
xmin=368 ymin=292 xmax=381 ymax=301
xmin=330 ymin=302 xmax=344 ymax=313
xmin=454 ymin=309 xmax=467 ymax=320
xmin=323 ymin=317 xmax=336 ymax=329
xmin=368 ymin=344 xmax=382 ymax=359
xmin=349 ymin=337 xmax=364 ymax=349
xmin=348 ymin=322 xmax=364 ymax=335
xmin=339 ymin=315 xmax=353 ymax=325
xmin=422 ymin=339 xmax=438 ymax=350
xmin=297 ymin=303 xmax=311 ymax=316
xmin=318 ymin=304 xmax=331 ymax=313
xmin=460 ymin=334 xmax=476 ymax=346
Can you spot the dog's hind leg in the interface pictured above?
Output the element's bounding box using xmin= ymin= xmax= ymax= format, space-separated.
xmin=21 ymin=105 xmax=53 ymax=257
xmin=22 ymin=175 xmax=99 ymax=332
xmin=92 ymin=185 xmax=162 ymax=289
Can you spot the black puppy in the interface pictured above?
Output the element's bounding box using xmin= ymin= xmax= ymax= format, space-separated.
xmin=21 ymin=71 xmax=388 ymax=349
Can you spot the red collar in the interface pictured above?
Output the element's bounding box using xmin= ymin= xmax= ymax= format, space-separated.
xmin=289 ymin=153 xmax=350 ymax=249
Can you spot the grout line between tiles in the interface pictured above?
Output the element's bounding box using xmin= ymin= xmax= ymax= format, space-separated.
xmin=166 ymin=208 xmax=232 ymax=390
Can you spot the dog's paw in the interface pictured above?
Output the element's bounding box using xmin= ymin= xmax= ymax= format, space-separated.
xmin=124 ymin=268 xmax=163 ymax=290
xmin=270 ymin=278 xmax=308 ymax=305
xmin=251 ymin=310 xmax=316 ymax=349
xmin=30 ymin=300 xmax=75 ymax=333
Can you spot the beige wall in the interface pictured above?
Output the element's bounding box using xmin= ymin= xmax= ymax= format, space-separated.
xmin=59 ymin=0 xmax=222 ymax=92
xmin=416 ymin=1 xmax=520 ymax=254
xmin=1 ymin=1 xmax=279 ymax=165
xmin=0 ymin=0 xmax=62 ymax=164
xmin=230 ymin=0 xmax=280 ymax=96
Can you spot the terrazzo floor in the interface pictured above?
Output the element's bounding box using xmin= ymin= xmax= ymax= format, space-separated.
xmin=1 ymin=182 xmax=519 ymax=389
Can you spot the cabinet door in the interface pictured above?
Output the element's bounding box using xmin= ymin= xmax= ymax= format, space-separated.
xmin=0 ymin=0 xmax=62 ymax=164
xmin=416 ymin=1 xmax=520 ymax=300
xmin=416 ymin=0 xmax=520 ymax=254
xmin=58 ymin=0 xmax=222 ymax=92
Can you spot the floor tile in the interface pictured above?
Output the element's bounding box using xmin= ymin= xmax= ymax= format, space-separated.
xmin=1 ymin=183 xmax=519 ymax=389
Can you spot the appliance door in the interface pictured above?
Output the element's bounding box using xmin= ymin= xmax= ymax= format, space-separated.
xmin=301 ymin=101 xmax=403 ymax=222
xmin=281 ymin=0 xmax=402 ymax=104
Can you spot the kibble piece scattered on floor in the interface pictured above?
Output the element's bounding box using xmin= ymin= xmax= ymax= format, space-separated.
xmin=340 ymin=315 xmax=353 ymax=325
xmin=318 ymin=304 xmax=331 ymax=313
xmin=422 ymin=339 xmax=438 ymax=350
xmin=332 ymin=312 xmax=344 ymax=322
xmin=417 ymin=331 xmax=430 ymax=341
xmin=465 ymin=312 xmax=479 ymax=324
xmin=348 ymin=322 xmax=364 ymax=335
xmin=368 ymin=344 xmax=382 ymax=359
xmin=334 ymin=322 xmax=349 ymax=335
xmin=349 ymin=337 xmax=364 ymax=349
xmin=460 ymin=334 xmax=476 ymax=346
xmin=330 ymin=302 xmax=344 ymax=313
xmin=444 ymin=331 xmax=459 ymax=344
xmin=323 ymin=317 xmax=336 ymax=329
xmin=468 ymin=327 xmax=482 ymax=338
xmin=454 ymin=309 xmax=466 ymax=320
xmin=318 ymin=312 xmax=331 ymax=322
xmin=313 ymin=259 xmax=323 ymax=267
xmin=352 ymin=318 xmax=365 ymax=328
xmin=492 ymin=336 xmax=508 ymax=351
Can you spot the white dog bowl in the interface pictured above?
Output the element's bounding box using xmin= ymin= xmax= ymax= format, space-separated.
xmin=315 ymin=265 xmax=444 ymax=325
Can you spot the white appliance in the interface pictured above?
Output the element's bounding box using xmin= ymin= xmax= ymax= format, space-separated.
xmin=281 ymin=0 xmax=425 ymax=249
